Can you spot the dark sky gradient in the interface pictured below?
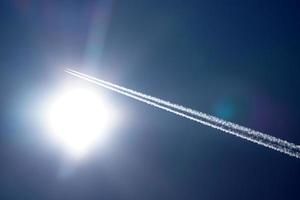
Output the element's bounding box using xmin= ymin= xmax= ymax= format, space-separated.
xmin=1 ymin=0 xmax=300 ymax=199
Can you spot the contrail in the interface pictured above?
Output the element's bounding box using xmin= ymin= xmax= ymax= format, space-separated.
xmin=65 ymin=68 xmax=300 ymax=159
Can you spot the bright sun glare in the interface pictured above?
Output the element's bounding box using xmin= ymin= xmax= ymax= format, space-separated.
xmin=47 ymin=87 xmax=116 ymax=158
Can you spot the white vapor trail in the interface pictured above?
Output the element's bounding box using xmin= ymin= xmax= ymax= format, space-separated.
xmin=65 ymin=68 xmax=300 ymax=159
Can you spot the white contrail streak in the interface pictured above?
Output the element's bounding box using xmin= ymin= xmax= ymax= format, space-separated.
xmin=65 ymin=68 xmax=300 ymax=159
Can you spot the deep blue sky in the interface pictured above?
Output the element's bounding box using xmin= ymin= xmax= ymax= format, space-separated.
xmin=1 ymin=0 xmax=300 ymax=199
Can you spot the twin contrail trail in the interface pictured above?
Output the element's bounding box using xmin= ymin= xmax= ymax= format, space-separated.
xmin=65 ymin=68 xmax=300 ymax=159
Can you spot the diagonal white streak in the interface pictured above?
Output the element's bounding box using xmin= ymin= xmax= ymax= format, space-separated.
xmin=65 ymin=68 xmax=300 ymax=159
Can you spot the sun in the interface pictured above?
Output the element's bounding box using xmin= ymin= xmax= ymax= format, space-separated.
xmin=47 ymin=86 xmax=116 ymax=158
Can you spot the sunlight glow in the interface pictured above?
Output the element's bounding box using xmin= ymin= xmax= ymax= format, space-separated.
xmin=47 ymin=87 xmax=116 ymax=158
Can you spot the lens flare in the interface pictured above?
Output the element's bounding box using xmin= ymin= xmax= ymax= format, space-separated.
xmin=47 ymin=87 xmax=115 ymax=158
